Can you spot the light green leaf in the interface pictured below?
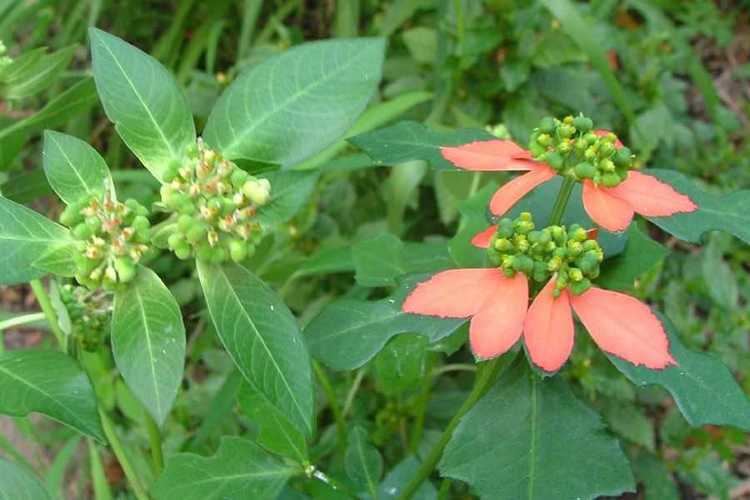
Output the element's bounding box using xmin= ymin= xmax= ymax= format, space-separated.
xmin=89 ymin=28 xmax=195 ymax=181
xmin=204 ymin=38 xmax=385 ymax=167
xmin=0 ymin=196 xmax=71 ymax=285
xmin=31 ymin=242 xmax=78 ymax=277
xmin=345 ymin=426 xmax=383 ymax=497
xmin=111 ymin=267 xmax=185 ymax=426
xmin=402 ymin=27 xmax=437 ymax=64
xmin=597 ymin=224 xmax=667 ymax=291
xmin=609 ymin=315 xmax=750 ymax=430
xmin=238 ymin=382 xmax=309 ymax=463
xmin=440 ymin=360 xmax=634 ymax=500
xmin=1 ymin=45 xmax=76 ymax=100
xmin=42 ymin=131 xmax=111 ymax=205
xmin=197 ymin=261 xmax=313 ymax=435
xmin=257 ymin=170 xmax=319 ymax=225
xmin=349 ymin=121 xmax=493 ymax=170
xmin=0 ymin=350 xmax=104 ymax=441
xmin=306 ymin=280 xmax=465 ymax=370
xmin=648 ymin=169 xmax=750 ymax=244
xmin=0 ymin=456 xmax=52 ymax=500
xmin=153 ymin=437 xmax=298 ymax=500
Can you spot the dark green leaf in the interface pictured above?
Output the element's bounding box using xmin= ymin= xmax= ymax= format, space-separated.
xmin=701 ymin=236 xmax=738 ymax=309
xmin=597 ymin=224 xmax=667 ymax=291
xmin=345 ymin=426 xmax=383 ymax=496
xmin=153 ymin=437 xmax=298 ymax=500
xmin=0 ymin=197 xmax=72 ymax=285
xmin=238 ymin=382 xmax=309 ymax=463
xmin=42 ymin=131 xmax=112 ymax=205
xmin=609 ymin=314 xmax=750 ymax=430
xmin=112 ymin=267 xmax=186 ymax=426
xmin=257 ymin=170 xmax=319 ymax=225
xmin=0 ymin=456 xmax=52 ymax=500
xmin=0 ymin=350 xmax=104 ymax=441
xmin=350 ymin=121 xmax=493 ymax=170
xmin=375 ymin=457 xmax=437 ymax=500
xmin=204 ymin=38 xmax=385 ymax=167
xmin=440 ymin=360 xmax=634 ymax=500
xmin=648 ymin=169 xmax=750 ymax=244
xmin=631 ymin=452 xmax=679 ymax=500
xmin=197 ymin=261 xmax=313 ymax=435
xmin=89 ymin=28 xmax=195 ymax=181
xmin=374 ymin=334 xmax=428 ymax=396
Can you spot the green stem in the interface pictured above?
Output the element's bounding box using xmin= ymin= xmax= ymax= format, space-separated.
xmin=29 ymin=279 xmax=66 ymax=350
xmin=397 ymin=358 xmax=505 ymax=500
xmin=548 ymin=177 xmax=576 ymax=226
xmin=313 ymin=361 xmax=347 ymax=449
xmin=98 ymin=410 xmax=149 ymax=500
xmin=144 ymin=411 xmax=164 ymax=475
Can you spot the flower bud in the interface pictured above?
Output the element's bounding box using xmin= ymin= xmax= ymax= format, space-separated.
xmin=573 ymin=115 xmax=593 ymax=132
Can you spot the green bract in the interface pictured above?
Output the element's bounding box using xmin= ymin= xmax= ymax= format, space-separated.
xmin=487 ymin=212 xmax=604 ymax=296
xmin=529 ymin=114 xmax=635 ymax=187
xmin=158 ymin=139 xmax=270 ymax=264
xmin=60 ymin=191 xmax=150 ymax=290
xmin=59 ymin=284 xmax=111 ymax=352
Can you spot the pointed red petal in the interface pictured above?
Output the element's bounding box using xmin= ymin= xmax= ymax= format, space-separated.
xmin=582 ymin=180 xmax=634 ymax=232
xmin=606 ymin=171 xmax=698 ymax=217
xmin=489 ymin=166 xmax=556 ymax=216
xmin=402 ymin=268 xmax=508 ymax=318
xmin=570 ymin=287 xmax=675 ymax=369
xmin=440 ymin=140 xmax=537 ymax=172
xmin=469 ymin=273 xmax=528 ymax=359
xmin=471 ymin=225 xmax=497 ymax=249
xmin=523 ymin=278 xmax=575 ymax=372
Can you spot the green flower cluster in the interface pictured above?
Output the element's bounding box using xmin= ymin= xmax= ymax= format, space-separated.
xmin=60 ymin=192 xmax=150 ymax=290
xmin=528 ymin=115 xmax=635 ymax=187
xmin=487 ymin=212 xmax=604 ymax=296
xmin=59 ymin=284 xmax=111 ymax=352
xmin=160 ymin=139 xmax=270 ymax=263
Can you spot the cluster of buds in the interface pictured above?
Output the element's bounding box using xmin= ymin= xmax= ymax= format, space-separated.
xmin=528 ymin=115 xmax=635 ymax=187
xmin=60 ymin=191 xmax=150 ymax=290
xmin=486 ymin=212 xmax=604 ymax=296
xmin=159 ymin=139 xmax=270 ymax=263
xmin=0 ymin=41 xmax=12 ymax=73
xmin=59 ymin=284 xmax=111 ymax=352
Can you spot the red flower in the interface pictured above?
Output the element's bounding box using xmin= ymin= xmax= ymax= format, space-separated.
xmin=402 ymin=268 xmax=675 ymax=372
xmin=440 ymin=133 xmax=697 ymax=233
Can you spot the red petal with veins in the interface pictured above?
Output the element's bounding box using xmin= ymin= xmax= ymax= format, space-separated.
xmin=605 ymin=170 xmax=698 ymax=217
xmin=469 ymin=273 xmax=529 ymax=359
xmin=523 ymin=278 xmax=575 ymax=373
xmin=440 ymin=140 xmax=537 ymax=171
xmin=582 ymin=180 xmax=634 ymax=232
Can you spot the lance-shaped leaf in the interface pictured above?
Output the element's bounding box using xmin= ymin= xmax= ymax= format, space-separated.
xmin=238 ymin=382 xmax=308 ymax=464
xmin=345 ymin=426 xmax=383 ymax=497
xmin=306 ymin=279 xmax=465 ymax=371
xmin=256 ymin=170 xmax=319 ymax=225
xmin=0 ymin=197 xmax=72 ymax=285
xmin=111 ymin=267 xmax=186 ymax=426
xmin=203 ymin=38 xmax=385 ymax=167
xmin=375 ymin=457 xmax=437 ymax=500
xmin=647 ymin=169 xmax=750 ymax=244
xmin=440 ymin=360 xmax=634 ymax=500
xmin=152 ymin=437 xmax=298 ymax=500
xmin=197 ymin=261 xmax=313 ymax=435
xmin=0 ymin=457 xmax=52 ymax=500
xmin=89 ymin=28 xmax=195 ymax=181
xmin=0 ymin=350 xmax=104 ymax=441
xmin=609 ymin=314 xmax=750 ymax=430
xmin=42 ymin=130 xmax=112 ymax=205
xmin=349 ymin=121 xmax=494 ymax=170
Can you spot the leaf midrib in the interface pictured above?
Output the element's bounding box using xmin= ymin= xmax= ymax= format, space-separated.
xmin=133 ymin=283 xmax=163 ymax=421
xmin=47 ymin=134 xmax=97 ymax=198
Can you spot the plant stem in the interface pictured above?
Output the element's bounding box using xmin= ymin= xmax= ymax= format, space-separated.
xmin=397 ymin=357 xmax=505 ymax=500
xmin=313 ymin=361 xmax=347 ymax=449
xmin=144 ymin=411 xmax=164 ymax=475
xmin=548 ymin=177 xmax=576 ymax=226
xmin=29 ymin=279 xmax=66 ymax=349
xmin=98 ymin=409 xmax=149 ymax=500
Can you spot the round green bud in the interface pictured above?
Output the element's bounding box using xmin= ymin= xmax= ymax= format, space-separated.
xmin=132 ymin=216 xmax=150 ymax=233
xmin=536 ymin=133 xmax=552 ymax=146
xmin=59 ymin=206 xmax=78 ymax=226
xmin=572 ymin=116 xmax=593 ymax=132
xmin=177 ymin=215 xmax=193 ymax=233
xmin=559 ymin=124 xmax=575 ymax=138
xmin=85 ymin=216 xmax=102 ymax=231
xmin=74 ymin=223 xmax=94 ymax=240
xmin=229 ymin=240 xmax=248 ymax=263
xmin=601 ymin=173 xmax=621 ymax=187
xmin=114 ymin=258 xmax=136 ymax=283
xmin=569 ymin=278 xmax=592 ymax=296
xmin=186 ymin=224 xmax=208 ymax=244
xmin=539 ymin=117 xmax=556 ymax=133
xmin=167 ymin=233 xmax=185 ymax=250
xmin=574 ymin=162 xmax=597 ymax=179
xmin=174 ymin=243 xmax=192 ymax=260
xmin=230 ymin=169 xmax=249 ymax=188
xmin=544 ymin=151 xmax=564 ymax=169
xmin=613 ymin=147 xmax=632 ymax=167
xmin=511 ymin=255 xmax=534 ymax=274
xmin=569 ymin=268 xmax=584 ymax=282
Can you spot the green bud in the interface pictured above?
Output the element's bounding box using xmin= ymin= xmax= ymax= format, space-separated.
xmin=511 ymin=255 xmax=534 ymax=274
xmin=186 ymin=224 xmax=207 ymax=244
xmin=114 ymin=258 xmax=136 ymax=283
xmin=559 ymin=124 xmax=575 ymax=138
xmin=613 ymin=147 xmax=632 ymax=167
xmin=168 ymin=233 xmax=185 ymax=249
xmin=174 ymin=243 xmax=191 ymax=260
xmin=599 ymin=158 xmax=615 ymax=173
xmin=601 ymin=173 xmax=621 ymax=187
xmin=572 ymin=115 xmax=593 ymax=132
xmin=229 ymin=240 xmax=248 ymax=263
xmin=177 ymin=215 xmax=193 ymax=233
xmin=569 ymin=268 xmax=584 ymax=282
xmin=132 ymin=215 xmax=150 ymax=233
xmin=544 ymin=151 xmax=564 ymax=170
xmin=536 ymin=133 xmax=552 ymax=146
xmin=574 ymin=162 xmax=596 ymax=179
xmin=569 ymin=278 xmax=592 ymax=295
xmin=494 ymin=238 xmax=513 ymax=252
xmin=539 ymin=117 xmax=556 ymax=133
xmin=74 ymin=223 xmax=93 ymax=240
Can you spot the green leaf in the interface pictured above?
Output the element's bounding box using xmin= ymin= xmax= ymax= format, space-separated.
xmin=1 ymin=45 xmax=76 ymax=100
xmin=42 ymin=131 xmax=112 ymax=205
xmin=602 ymin=401 xmax=655 ymax=451
xmin=204 ymin=38 xmax=385 ymax=167
xmin=111 ymin=267 xmax=186 ymax=426
xmin=383 ymin=161 xmax=427 ymax=234
xmin=89 ymin=28 xmax=195 ymax=181
xmin=449 ymin=183 xmax=496 ymax=267
xmin=375 ymin=457 xmax=437 ymax=500
xmin=440 ymin=360 xmax=635 ymax=500
xmin=0 ymin=350 xmax=104 ymax=441
xmin=238 ymin=382 xmax=309 ymax=464
xmin=374 ymin=334 xmax=428 ymax=396
xmin=609 ymin=315 xmax=750 ymax=430
xmin=306 ymin=281 xmax=465 ymax=370
xmin=701 ymin=236 xmax=738 ymax=309
xmin=31 ymin=242 xmax=78 ymax=277
xmin=153 ymin=437 xmax=298 ymax=500
xmin=648 ymin=169 xmax=750 ymax=244
xmin=0 ymin=456 xmax=52 ymax=500
xmin=0 ymin=196 xmax=71 ymax=285
xmin=349 ymin=121 xmax=493 ymax=170
xmin=197 ymin=261 xmax=313 ymax=435
xmin=402 ymin=27 xmax=437 ymax=64
xmin=345 ymin=426 xmax=383 ymax=497
xmin=257 ymin=170 xmax=319 ymax=225
xmin=631 ymin=452 xmax=679 ymax=500
xmin=597 ymin=224 xmax=667 ymax=291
